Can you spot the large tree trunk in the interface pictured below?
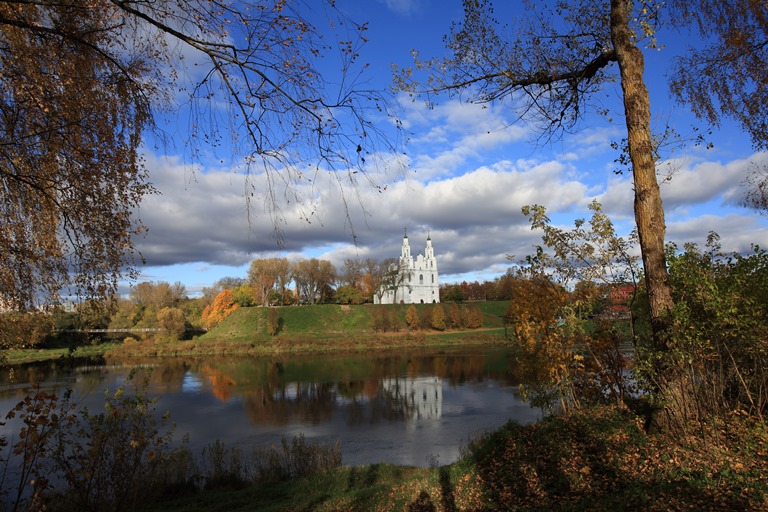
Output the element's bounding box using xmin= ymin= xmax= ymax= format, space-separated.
xmin=610 ymin=0 xmax=675 ymax=351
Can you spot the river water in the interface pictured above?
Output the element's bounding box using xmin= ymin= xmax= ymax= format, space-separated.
xmin=0 ymin=346 xmax=541 ymax=468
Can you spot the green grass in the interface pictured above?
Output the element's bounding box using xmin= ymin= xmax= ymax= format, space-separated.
xmin=200 ymin=302 xmax=508 ymax=346
xmin=84 ymin=302 xmax=510 ymax=360
xmin=3 ymin=302 xmax=511 ymax=364
xmin=2 ymin=342 xmax=118 ymax=365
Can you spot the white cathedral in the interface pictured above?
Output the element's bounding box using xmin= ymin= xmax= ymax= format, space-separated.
xmin=374 ymin=231 xmax=440 ymax=304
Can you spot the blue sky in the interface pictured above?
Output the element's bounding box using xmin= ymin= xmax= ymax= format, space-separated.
xmin=129 ymin=0 xmax=768 ymax=296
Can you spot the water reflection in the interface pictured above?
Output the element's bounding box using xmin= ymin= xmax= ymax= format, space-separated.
xmin=0 ymin=347 xmax=541 ymax=467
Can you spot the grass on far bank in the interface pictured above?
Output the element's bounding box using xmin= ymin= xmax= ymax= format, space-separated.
xmin=104 ymin=302 xmax=510 ymax=360
xmin=1 ymin=302 xmax=510 ymax=365
xmin=2 ymin=341 xmax=119 ymax=365
xmin=146 ymin=405 xmax=768 ymax=512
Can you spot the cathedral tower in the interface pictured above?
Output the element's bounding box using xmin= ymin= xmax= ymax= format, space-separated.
xmin=375 ymin=231 xmax=439 ymax=304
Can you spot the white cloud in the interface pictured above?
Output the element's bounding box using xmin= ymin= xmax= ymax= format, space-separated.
xmin=379 ymin=0 xmax=427 ymax=16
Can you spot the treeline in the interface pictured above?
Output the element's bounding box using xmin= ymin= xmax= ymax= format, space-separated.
xmin=439 ymin=272 xmax=524 ymax=302
xmin=371 ymin=302 xmax=484 ymax=333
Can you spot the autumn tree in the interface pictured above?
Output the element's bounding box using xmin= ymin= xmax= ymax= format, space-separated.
xmin=358 ymin=258 xmax=383 ymax=301
xmin=0 ymin=2 xmax=156 ymax=310
xmin=201 ymin=289 xmax=238 ymax=329
xmin=232 ymin=284 xmax=256 ymax=307
xmin=449 ymin=302 xmax=461 ymax=329
xmin=292 ymin=258 xmax=336 ymax=304
xmin=248 ymin=258 xmax=276 ymax=307
xmin=406 ymin=304 xmax=420 ymax=330
xmin=200 ymin=277 xmax=246 ymax=310
xmin=440 ymin=285 xmax=466 ymax=303
xmin=667 ymin=0 xmax=768 ymax=214
xmin=374 ymin=258 xmax=412 ymax=304
xmin=129 ymin=281 xmax=187 ymax=310
xmin=336 ymin=285 xmax=365 ymax=305
xmin=156 ymin=307 xmax=186 ymax=341
xmin=463 ymin=306 xmax=484 ymax=329
xmin=430 ymin=304 xmax=446 ymax=331
xmin=509 ymin=202 xmax=644 ymax=412
xmin=340 ymin=259 xmax=363 ymax=288
xmin=669 ymin=0 xmax=768 ymax=152
xmin=1 ymin=0 xmax=399 ymax=310
xmin=0 ymin=311 xmax=54 ymax=350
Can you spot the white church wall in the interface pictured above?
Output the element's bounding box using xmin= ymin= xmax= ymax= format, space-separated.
xmin=375 ymin=233 xmax=440 ymax=304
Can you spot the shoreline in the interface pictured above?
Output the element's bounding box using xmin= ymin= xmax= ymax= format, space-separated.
xmin=2 ymin=329 xmax=508 ymax=366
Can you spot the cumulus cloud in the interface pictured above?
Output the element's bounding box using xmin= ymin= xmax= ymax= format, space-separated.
xmin=132 ymin=88 xmax=768 ymax=290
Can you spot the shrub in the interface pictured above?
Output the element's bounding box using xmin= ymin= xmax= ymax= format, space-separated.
xmin=1 ymin=371 xmax=191 ymax=511
xmin=430 ymin=304 xmax=446 ymax=331
xmin=156 ymin=307 xmax=186 ymax=341
xmin=637 ymin=239 xmax=768 ymax=431
xmin=266 ymin=307 xmax=280 ymax=336
xmin=251 ymin=434 xmax=342 ymax=482
xmin=406 ymin=305 xmax=419 ymax=330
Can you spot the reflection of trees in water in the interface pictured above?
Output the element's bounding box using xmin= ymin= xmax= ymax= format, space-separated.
xmin=198 ymin=364 xmax=237 ymax=402
xmin=243 ymin=381 xmax=337 ymax=426
xmin=1 ymin=348 xmax=526 ymax=428
xmin=132 ymin=360 xmax=190 ymax=394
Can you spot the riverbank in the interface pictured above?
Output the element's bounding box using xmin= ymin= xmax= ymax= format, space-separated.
xmin=2 ymin=330 xmax=508 ymax=365
xmin=144 ymin=405 xmax=768 ymax=511
xmin=2 ymin=302 xmax=510 ymax=365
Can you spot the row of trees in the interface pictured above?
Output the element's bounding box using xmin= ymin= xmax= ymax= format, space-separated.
xmin=370 ymin=303 xmax=485 ymax=333
xmin=247 ymin=256 xmax=444 ymax=306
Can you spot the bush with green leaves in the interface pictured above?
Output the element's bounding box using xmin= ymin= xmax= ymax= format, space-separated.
xmin=636 ymin=235 xmax=768 ymax=431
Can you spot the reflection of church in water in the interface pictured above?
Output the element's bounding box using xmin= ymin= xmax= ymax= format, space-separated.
xmin=382 ymin=376 xmax=442 ymax=422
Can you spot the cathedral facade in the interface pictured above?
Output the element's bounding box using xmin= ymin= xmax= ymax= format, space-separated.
xmin=375 ymin=232 xmax=440 ymax=304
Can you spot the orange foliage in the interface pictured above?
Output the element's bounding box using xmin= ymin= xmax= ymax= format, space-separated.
xmin=201 ymin=289 xmax=239 ymax=329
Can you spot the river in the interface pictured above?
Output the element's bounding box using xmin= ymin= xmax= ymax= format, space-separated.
xmin=0 ymin=345 xmax=541 ymax=468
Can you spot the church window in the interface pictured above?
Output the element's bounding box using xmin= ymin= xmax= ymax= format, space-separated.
xmin=431 ymin=275 xmax=434 ymax=283
xmin=419 ymin=274 xmax=424 ymax=284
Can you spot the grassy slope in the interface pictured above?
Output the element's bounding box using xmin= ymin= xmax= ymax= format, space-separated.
xmin=197 ymin=302 xmax=508 ymax=346
xmin=95 ymin=302 xmax=508 ymax=360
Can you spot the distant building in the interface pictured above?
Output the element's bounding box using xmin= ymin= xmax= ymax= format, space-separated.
xmin=375 ymin=232 xmax=440 ymax=304
xmin=607 ymin=283 xmax=636 ymax=315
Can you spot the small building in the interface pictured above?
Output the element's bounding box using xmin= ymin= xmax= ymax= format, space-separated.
xmin=607 ymin=283 xmax=636 ymax=315
xmin=375 ymin=232 xmax=440 ymax=304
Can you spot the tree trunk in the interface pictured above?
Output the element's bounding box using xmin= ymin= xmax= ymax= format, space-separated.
xmin=610 ymin=0 xmax=675 ymax=351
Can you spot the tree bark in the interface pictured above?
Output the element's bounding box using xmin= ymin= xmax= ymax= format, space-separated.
xmin=610 ymin=0 xmax=675 ymax=350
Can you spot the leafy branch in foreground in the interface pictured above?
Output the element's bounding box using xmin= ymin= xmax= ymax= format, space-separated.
xmin=1 ymin=0 xmax=402 ymax=309
xmin=506 ymin=201 xmax=640 ymax=414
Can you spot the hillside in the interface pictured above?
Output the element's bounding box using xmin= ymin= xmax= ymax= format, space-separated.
xmin=199 ymin=301 xmax=508 ymax=345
